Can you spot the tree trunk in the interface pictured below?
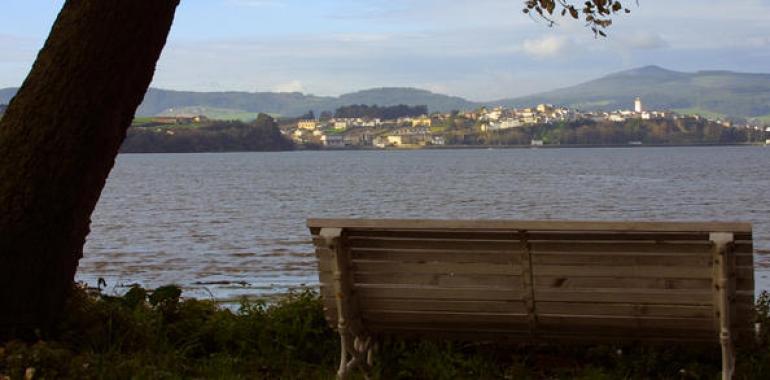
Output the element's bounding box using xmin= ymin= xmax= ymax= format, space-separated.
xmin=0 ymin=0 xmax=179 ymax=339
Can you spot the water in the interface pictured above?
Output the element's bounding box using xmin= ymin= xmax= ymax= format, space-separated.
xmin=80 ymin=146 xmax=770 ymax=300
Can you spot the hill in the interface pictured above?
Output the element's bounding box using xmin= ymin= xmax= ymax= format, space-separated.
xmin=337 ymin=87 xmax=474 ymax=113
xmin=0 ymin=87 xmax=474 ymax=119
xmin=0 ymin=88 xmax=16 ymax=105
xmin=492 ymin=66 xmax=770 ymax=120
xmin=2 ymin=66 xmax=770 ymax=121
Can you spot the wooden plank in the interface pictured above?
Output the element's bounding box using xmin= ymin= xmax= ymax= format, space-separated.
xmin=308 ymin=218 xmax=752 ymax=233
xmin=734 ymin=243 xmax=753 ymax=254
xmin=362 ymin=310 xmax=530 ymax=325
xmin=520 ymin=232 xmax=537 ymax=333
xmin=354 ymin=272 xmax=522 ymax=289
xmin=534 ymin=276 xmax=713 ymax=290
xmin=347 ymin=237 xmax=522 ymax=251
xmin=347 ymin=229 xmax=523 ymax=240
xmin=534 ymin=265 xmax=712 ymax=279
xmin=364 ymin=324 xmax=716 ymax=346
xmin=536 ymin=302 xmax=715 ymax=319
xmin=530 ymin=241 xmax=712 ymax=254
xmin=734 ymin=254 xmax=754 ymax=267
xmin=358 ymin=298 xmax=527 ymax=313
xmin=354 ymin=285 xmax=523 ymax=301
xmin=532 ymin=253 xmax=713 ymax=267
xmin=527 ymin=231 xmax=711 ymax=241
xmin=537 ymin=315 xmax=715 ymax=331
xmin=366 ymin=324 xmax=534 ymax=337
xmin=350 ymin=248 xmax=522 ymax=265
xmin=353 ymin=261 xmax=522 ymax=276
xmin=317 ymin=254 xmax=333 ymax=272
xmin=324 ymin=227 xmax=366 ymax=337
xmin=535 ymin=289 xmax=713 ymax=305
xmin=367 ymin=324 xmax=717 ymax=342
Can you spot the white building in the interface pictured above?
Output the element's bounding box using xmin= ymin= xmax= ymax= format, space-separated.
xmin=634 ymin=97 xmax=643 ymax=113
xmin=333 ymin=121 xmax=350 ymax=130
xmin=321 ymin=134 xmax=345 ymax=147
xmin=297 ymin=120 xmax=318 ymax=130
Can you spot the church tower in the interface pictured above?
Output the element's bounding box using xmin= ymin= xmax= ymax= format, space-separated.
xmin=634 ymin=97 xmax=643 ymax=113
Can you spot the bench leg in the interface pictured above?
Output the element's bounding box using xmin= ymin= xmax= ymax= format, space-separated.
xmin=721 ymin=328 xmax=734 ymax=380
xmin=712 ymin=233 xmax=735 ymax=380
xmin=336 ymin=330 xmax=374 ymax=380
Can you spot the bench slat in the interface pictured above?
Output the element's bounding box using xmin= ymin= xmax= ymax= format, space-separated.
xmin=535 ymin=289 xmax=713 ymax=305
xmin=532 ymin=253 xmax=713 ymax=266
xmin=355 ymin=285 xmax=523 ymax=301
xmin=347 ymin=237 xmax=523 ymax=251
xmin=353 ymin=261 xmax=523 ymax=276
xmin=362 ymin=310 xmax=530 ymax=326
xmin=354 ymin=272 xmax=521 ymax=289
xmin=357 ymin=298 xmax=527 ymax=313
xmin=533 ymin=265 xmax=712 ymax=279
xmin=308 ymin=218 xmax=752 ymax=232
xmin=536 ymin=302 xmax=714 ymax=318
xmin=351 ymin=248 xmax=522 ymax=265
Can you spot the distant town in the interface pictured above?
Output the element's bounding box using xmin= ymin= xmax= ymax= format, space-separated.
xmin=283 ymin=98 xmax=770 ymax=148
xmin=7 ymin=97 xmax=767 ymax=153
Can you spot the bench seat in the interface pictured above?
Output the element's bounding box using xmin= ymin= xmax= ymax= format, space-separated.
xmin=308 ymin=219 xmax=754 ymax=379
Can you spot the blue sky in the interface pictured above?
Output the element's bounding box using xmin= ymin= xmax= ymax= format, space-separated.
xmin=2 ymin=0 xmax=770 ymax=100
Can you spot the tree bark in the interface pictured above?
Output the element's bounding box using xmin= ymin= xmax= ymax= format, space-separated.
xmin=0 ymin=0 xmax=179 ymax=338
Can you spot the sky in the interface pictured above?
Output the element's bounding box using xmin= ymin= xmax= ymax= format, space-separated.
xmin=2 ymin=0 xmax=770 ymax=101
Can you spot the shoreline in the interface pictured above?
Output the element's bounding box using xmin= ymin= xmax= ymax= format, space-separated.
xmin=119 ymin=142 xmax=768 ymax=154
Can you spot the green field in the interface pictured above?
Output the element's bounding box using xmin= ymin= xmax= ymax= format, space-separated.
xmin=673 ymin=107 xmax=727 ymax=120
xmin=752 ymin=114 xmax=770 ymax=124
xmin=130 ymin=117 xmax=156 ymax=126
xmin=156 ymin=106 xmax=264 ymax=122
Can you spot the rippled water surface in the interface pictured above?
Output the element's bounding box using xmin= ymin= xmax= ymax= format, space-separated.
xmin=80 ymin=147 xmax=770 ymax=300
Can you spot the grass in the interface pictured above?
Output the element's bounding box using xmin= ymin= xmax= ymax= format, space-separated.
xmin=2 ymin=285 xmax=769 ymax=379
xmin=750 ymin=114 xmax=770 ymax=125
xmin=674 ymin=107 xmax=727 ymax=120
xmin=157 ymin=106 xmax=264 ymax=122
xmin=131 ymin=117 xmax=156 ymax=126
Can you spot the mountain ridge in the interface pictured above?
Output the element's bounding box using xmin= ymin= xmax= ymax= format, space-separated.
xmin=2 ymin=66 xmax=770 ymax=121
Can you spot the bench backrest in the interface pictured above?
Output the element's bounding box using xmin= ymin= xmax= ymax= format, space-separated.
xmin=309 ymin=219 xmax=754 ymax=344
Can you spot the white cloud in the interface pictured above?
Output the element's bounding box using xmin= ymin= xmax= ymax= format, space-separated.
xmin=521 ymin=35 xmax=571 ymax=58
xmin=272 ymin=80 xmax=305 ymax=93
xmin=623 ymin=32 xmax=669 ymax=50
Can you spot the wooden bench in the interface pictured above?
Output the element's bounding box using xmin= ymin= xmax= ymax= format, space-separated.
xmin=308 ymin=219 xmax=755 ymax=380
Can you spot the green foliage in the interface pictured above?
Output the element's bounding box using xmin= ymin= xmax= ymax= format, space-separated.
xmin=2 ymin=286 xmax=769 ymax=379
xmin=130 ymin=117 xmax=155 ymax=126
xmin=120 ymin=115 xmax=295 ymax=153
xmin=473 ymin=118 xmax=762 ymax=146
xmin=334 ymin=104 xmax=428 ymax=119
xmin=0 ymin=285 xmax=336 ymax=379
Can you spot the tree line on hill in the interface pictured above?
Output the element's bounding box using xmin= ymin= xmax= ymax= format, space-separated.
xmin=449 ymin=118 xmax=765 ymax=146
xmin=333 ymin=104 xmax=428 ymax=119
xmin=120 ymin=114 xmax=294 ymax=153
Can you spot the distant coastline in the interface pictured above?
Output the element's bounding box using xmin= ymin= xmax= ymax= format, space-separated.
xmin=117 ymin=142 xmax=767 ymax=154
